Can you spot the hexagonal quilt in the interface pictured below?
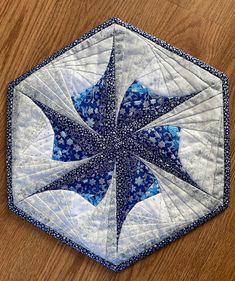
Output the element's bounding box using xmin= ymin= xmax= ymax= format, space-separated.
xmin=6 ymin=18 xmax=230 ymax=271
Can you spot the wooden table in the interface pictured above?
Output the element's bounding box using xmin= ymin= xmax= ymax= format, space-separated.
xmin=0 ymin=1 xmax=234 ymax=280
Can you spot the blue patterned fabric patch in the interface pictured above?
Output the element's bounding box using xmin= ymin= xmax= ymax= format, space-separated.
xmin=134 ymin=125 xmax=181 ymax=165
xmin=52 ymin=126 xmax=92 ymax=161
xmin=63 ymin=170 xmax=113 ymax=206
xmin=118 ymin=80 xmax=181 ymax=121
xmin=7 ymin=18 xmax=229 ymax=272
xmin=72 ymin=84 xmax=101 ymax=129
xmin=128 ymin=159 xmax=160 ymax=214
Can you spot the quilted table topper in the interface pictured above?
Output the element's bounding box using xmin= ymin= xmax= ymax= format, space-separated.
xmin=7 ymin=18 xmax=230 ymax=271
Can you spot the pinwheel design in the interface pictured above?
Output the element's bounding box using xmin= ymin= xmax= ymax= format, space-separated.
xmin=7 ymin=18 xmax=230 ymax=271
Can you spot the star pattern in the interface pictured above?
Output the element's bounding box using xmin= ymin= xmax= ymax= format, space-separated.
xmin=28 ymin=46 xmax=199 ymax=241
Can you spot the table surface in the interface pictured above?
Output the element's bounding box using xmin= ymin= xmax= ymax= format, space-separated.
xmin=0 ymin=1 xmax=234 ymax=280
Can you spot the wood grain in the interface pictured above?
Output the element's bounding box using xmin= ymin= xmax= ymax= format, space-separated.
xmin=0 ymin=0 xmax=234 ymax=280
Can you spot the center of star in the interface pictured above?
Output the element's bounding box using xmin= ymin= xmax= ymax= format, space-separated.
xmin=101 ymin=131 xmax=127 ymax=154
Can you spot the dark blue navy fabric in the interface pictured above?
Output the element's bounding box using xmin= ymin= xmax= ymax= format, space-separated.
xmin=63 ymin=170 xmax=113 ymax=206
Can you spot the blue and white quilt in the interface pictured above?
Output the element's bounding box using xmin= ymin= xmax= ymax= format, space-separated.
xmin=7 ymin=18 xmax=230 ymax=271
